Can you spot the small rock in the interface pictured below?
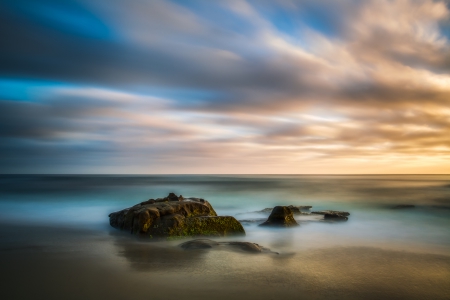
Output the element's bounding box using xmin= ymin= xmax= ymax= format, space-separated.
xmin=179 ymin=239 xmax=220 ymax=249
xmin=179 ymin=239 xmax=278 ymax=254
xmin=312 ymin=210 xmax=350 ymax=221
xmin=167 ymin=192 xmax=183 ymax=201
xmin=312 ymin=210 xmax=350 ymax=216
xmin=259 ymin=206 xmax=299 ymax=227
xmin=227 ymin=242 xmax=264 ymax=253
xmin=255 ymin=205 xmax=312 ymax=214
xmin=324 ymin=213 xmax=348 ymax=220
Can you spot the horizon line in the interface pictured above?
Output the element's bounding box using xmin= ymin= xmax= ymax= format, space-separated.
xmin=1 ymin=173 xmax=449 ymax=176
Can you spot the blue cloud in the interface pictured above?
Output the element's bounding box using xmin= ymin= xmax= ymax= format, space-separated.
xmin=0 ymin=78 xmax=69 ymax=102
xmin=0 ymin=0 xmax=449 ymax=173
xmin=1 ymin=0 xmax=113 ymax=40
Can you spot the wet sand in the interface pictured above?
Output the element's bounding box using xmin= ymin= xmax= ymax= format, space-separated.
xmin=1 ymin=222 xmax=449 ymax=300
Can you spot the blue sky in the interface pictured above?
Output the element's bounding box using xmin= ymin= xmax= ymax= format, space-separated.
xmin=1 ymin=0 xmax=450 ymax=174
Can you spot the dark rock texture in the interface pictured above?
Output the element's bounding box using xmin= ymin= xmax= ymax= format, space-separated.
xmin=259 ymin=206 xmax=299 ymax=227
xmin=179 ymin=239 xmax=278 ymax=254
xmin=256 ymin=205 xmax=312 ymax=214
xmin=109 ymin=194 xmax=245 ymax=238
xmin=227 ymin=242 xmax=268 ymax=253
xmin=312 ymin=210 xmax=350 ymax=220
xmin=312 ymin=210 xmax=350 ymax=216
xmin=323 ymin=213 xmax=348 ymax=220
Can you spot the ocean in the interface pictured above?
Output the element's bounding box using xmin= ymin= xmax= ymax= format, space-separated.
xmin=0 ymin=175 xmax=449 ymax=299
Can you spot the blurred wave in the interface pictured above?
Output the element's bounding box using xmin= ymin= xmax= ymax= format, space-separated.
xmin=0 ymin=174 xmax=449 ymax=252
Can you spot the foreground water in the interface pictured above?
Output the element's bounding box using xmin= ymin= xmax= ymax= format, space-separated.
xmin=0 ymin=175 xmax=449 ymax=299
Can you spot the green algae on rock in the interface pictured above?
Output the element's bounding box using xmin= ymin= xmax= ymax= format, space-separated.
xmin=109 ymin=193 xmax=245 ymax=238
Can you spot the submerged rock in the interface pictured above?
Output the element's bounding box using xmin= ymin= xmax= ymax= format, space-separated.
xmin=179 ymin=239 xmax=277 ymax=254
xmin=227 ymin=241 xmax=266 ymax=253
xmin=392 ymin=205 xmax=415 ymax=209
xmin=312 ymin=210 xmax=350 ymax=216
xmin=179 ymin=239 xmax=220 ymax=249
xmin=109 ymin=193 xmax=245 ymax=238
xmin=259 ymin=206 xmax=299 ymax=227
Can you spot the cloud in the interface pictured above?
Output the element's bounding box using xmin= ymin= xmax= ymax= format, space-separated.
xmin=0 ymin=0 xmax=449 ymax=173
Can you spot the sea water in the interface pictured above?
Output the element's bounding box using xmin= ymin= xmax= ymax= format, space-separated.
xmin=0 ymin=175 xmax=449 ymax=299
xmin=1 ymin=175 xmax=449 ymax=251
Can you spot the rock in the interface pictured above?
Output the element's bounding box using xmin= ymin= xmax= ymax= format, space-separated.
xmin=109 ymin=193 xmax=245 ymax=238
xmin=179 ymin=216 xmax=245 ymax=237
xmin=140 ymin=199 xmax=156 ymax=205
xmin=179 ymin=239 xmax=278 ymax=254
xmin=179 ymin=239 xmax=220 ymax=249
xmin=312 ymin=210 xmax=349 ymax=220
xmin=259 ymin=206 xmax=299 ymax=227
xmin=288 ymin=205 xmax=312 ymax=213
xmin=255 ymin=205 xmax=312 ymax=215
xmin=312 ymin=210 xmax=350 ymax=216
xmin=323 ymin=213 xmax=348 ymax=220
xmin=392 ymin=205 xmax=415 ymax=209
xmin=227 ymin=242 xmax=266 ymax=253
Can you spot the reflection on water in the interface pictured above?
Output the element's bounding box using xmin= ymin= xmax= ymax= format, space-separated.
xmin=107 ymin=227 xmax=450 ymax=300
xmin=110 ymin=231 xmax=207 ymax=272
xmin=0 ymin=220 xmax=449 ymax=300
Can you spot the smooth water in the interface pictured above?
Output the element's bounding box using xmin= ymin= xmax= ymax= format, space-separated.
xmin=1 ymin=175 xmax=449 ymax=251
xmin=0 ymin=175 xmax=449 ymax=299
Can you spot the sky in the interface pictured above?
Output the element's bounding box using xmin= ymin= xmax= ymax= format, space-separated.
xmin=0 ymin=0 xmax=450 ymax=174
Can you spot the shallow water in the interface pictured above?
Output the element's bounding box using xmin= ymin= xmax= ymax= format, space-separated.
xmin=0 ymin=175 xmax=449 ymax=299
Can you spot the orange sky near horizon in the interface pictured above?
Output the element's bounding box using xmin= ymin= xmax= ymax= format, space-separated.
xmin=0 ymin=0 xmax=449 ymax=174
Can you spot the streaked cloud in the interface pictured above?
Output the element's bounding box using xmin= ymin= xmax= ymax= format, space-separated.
xmin=0 ymin=0 xmax=449 ymax=173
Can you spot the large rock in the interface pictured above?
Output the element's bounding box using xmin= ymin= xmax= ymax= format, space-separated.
xmin=259 ymin=206 xmax=299 ymax=227
xmin=109 ymin=193 xmax=245 ymax=238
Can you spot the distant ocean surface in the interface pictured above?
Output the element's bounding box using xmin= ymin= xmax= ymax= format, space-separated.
xmin=1 ymin=175 xmax=449 ymax=299
xmin=1 ymin=174 xmax=449 ymax=250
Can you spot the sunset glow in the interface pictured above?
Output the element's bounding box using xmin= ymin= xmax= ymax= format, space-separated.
xmin=1 ymin=0 xmax=449 ymax=173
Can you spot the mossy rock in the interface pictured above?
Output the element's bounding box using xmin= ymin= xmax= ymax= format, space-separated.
xmin=109 ymin=193 xmax=245 ymax=238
